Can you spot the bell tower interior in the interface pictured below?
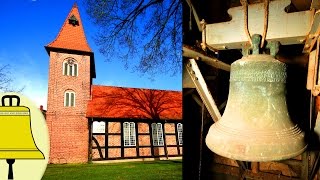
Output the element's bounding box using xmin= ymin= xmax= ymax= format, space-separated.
xmin=183 ymin=0 xmax=318 ymax=179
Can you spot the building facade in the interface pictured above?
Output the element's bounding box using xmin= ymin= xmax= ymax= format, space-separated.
xmin=45 ymin=4 xmax=182 ymax=164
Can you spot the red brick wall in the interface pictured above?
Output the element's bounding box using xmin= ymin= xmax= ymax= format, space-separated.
xmin=138 ymin=135 xmax=150 ymax=146
xmin=138 ymin=123 xmax=149 ymax=133
xmin=109 ymin=148 xmax=121 ymax=158
xmin=108 ymin=135 xmax=121 ymax=146
xmin=124 ymin=148 xmax=137 ymax=157
xmin=108 ymin=122 xmax=121 ymax=133
xmin=164 ymin=123 xmax=175 ymax=133
xmin=139 ymin=148 xmax=151 ymax=156
xmin=47 ymin=51 xmax=92 ymax=163
xmin=108 ymin=122 xmax=121 ymax=158
xmin=93 ymin=135 xmax=105 ymax=147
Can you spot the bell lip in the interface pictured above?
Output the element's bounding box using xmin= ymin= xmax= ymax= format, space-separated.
xmin=0 ymin=150 xmax=45 ymax=159
xmin=205 ymin=123 xmax=308 ymax=162
xmin=208 ymin=144 xmax=308 ymax=162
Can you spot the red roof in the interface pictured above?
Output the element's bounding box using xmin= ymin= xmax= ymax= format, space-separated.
xmin=45 ymin=3 xmax=92 ymax=53
xmin=87 ymin=85 xmax=182 ymax=120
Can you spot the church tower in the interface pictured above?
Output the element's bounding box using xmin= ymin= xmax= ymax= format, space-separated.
xmin=45 ymin=3 xmax=96 ymax=163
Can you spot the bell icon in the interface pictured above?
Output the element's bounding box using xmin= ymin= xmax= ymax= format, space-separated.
xmin=0 ymin=95 xmax=45 ymax=179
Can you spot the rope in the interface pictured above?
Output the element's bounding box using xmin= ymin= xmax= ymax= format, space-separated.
xmin=189 ymin=7 xmax=192 ymax=30
xmin=240 ymin=0 xmax=252 ymax=46
xmin=261 ymin=0 xmax=269 ymax=48
xmin=240 ymin=0 xmax=270 ymax=48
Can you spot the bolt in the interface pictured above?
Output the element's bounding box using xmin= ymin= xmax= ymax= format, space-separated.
xmin=309 ymin=34 xmax=316 ymax=39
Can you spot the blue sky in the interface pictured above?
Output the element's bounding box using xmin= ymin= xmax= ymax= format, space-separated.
xmin=0 ymin=0 xmax=182 ymax=109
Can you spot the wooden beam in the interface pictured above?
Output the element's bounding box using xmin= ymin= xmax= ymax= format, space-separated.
xmin=183 ymin=46 xmax=231 ymax=72
xmin=191 ymin=94 xmax=203 ymax=107
xmin=185 ymin=0 xmax=202 ymax=32
xmin=303 ymin=10 xmax=320 ymax=53
xmin=307 ymin=50 xmax=317 ymax=90
xmin=206 ymin=0 xmax=313 ymax=50
xmin=301 ymin=151 xmax=309 ymax=180
xmin=183 ymin=62 xmax=196 ymax=88
xmin=185 ymin=59 xmax=221 ymax=122
xmin=210 ymin=163 xmax=300 ymax=180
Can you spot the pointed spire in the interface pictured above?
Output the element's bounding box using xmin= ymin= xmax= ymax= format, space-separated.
xmin=45 ymin=3 xmax=92 ymax=53
xmin=72 ymin=2 xmax=78 ymax=8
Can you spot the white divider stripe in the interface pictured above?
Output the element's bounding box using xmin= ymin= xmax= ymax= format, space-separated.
xmin=0 ymin=111 xmax=30 ymax=116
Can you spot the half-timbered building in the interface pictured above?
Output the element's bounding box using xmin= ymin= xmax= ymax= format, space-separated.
xmin=87 ymin=86 xmax=182 ymax=161
xmin=45 ymin=3 xmax=182 ymax=164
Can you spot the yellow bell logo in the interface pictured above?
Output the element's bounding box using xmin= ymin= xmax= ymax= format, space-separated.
xmin=0 ymin=95 xmax=45 ymax=179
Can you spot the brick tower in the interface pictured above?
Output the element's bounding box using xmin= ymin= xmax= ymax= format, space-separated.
xmin=45 ymin=3 xmax=95 ymax=163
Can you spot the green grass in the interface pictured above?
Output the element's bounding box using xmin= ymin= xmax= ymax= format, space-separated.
xmin=42 ymin=160 xmax=182 ymax=180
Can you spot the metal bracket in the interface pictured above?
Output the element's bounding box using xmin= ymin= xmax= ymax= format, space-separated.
xmin=303 ymin=10 xmax=320 ymax=53
xmin=306 ymin=37 xmax=320 ymax=96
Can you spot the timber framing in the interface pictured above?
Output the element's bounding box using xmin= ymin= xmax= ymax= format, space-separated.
xmin=183 ymin=45 xmax=231 ymax=72
xmin=89 ymin=118 xmax=182 ymax=161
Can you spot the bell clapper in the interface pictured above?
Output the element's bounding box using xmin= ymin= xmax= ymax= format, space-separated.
xmin=6 ymin=159 xmax=15 ymax=180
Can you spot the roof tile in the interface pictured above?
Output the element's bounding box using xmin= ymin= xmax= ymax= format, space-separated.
xmin=87 ymin=85 xmax=182 ymax=120
xmin=46 ymin=3 xmax=92 ymax=52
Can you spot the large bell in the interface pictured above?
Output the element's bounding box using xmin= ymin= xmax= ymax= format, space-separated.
xmin=0 ymin=95 xmax=44 ymax=159
xmin=205 ymin=37 xmax=307 ymax=162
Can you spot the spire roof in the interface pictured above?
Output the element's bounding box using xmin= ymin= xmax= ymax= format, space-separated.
xmin=45 ymin=3 xmax=92 ymax=53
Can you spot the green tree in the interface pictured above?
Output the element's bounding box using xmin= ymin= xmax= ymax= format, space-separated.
xmin=83 ymin=0 xmax=182 ymax=76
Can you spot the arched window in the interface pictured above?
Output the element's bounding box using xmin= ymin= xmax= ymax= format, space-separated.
xmin=151 ymin=123 xmax=164 ymax=146
xmin=177 ymin=123 xmax=183 ymax=145
xmin=63 ymin=58 xmax=78 ymax=76
xmin=123 ymin=122 xmax=136 ymax=146
xmin=64 ymin=91 xmax=75 ymax=107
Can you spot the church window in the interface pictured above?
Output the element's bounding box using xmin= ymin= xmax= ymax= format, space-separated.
xmin=63 ymin=58 xmax=78 ymax=76
xmin=177 ymin=123 xmax=183 ymax=145
xmin=151 ymin=123 xmax=164 ymax=146
xmin=64 ymin=91 xmax=75 ymax=107
xmin=123 ymin=122 xmax=136 ymax=146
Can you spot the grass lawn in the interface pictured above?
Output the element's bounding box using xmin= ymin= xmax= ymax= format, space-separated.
xmin=42 ymin=160 xmax=182 ymax=180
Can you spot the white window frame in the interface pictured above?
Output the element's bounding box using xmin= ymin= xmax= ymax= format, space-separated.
xmin=123 ymin=122 xmax=136 ymax=147
xmin=64 ymin=91 xmax=75 ymax=107
xmin=63 ymin=58 xmax=78 ymax=76
xmin=177 ymin=123 xmax=183 ymax=145
xmin=151 ymin=123 xmax=164 ymax=146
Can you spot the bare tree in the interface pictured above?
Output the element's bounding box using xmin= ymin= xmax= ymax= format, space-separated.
xmin=0 ymin=64 xmax=11 ymax=92
xmin=0 ymin=64 xmax=24 ymax=93
xmin=83 ymin=0 xmax=182 ymax=76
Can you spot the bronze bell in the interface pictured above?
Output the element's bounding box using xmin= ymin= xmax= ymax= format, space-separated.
xmin=205 ymin=35 xmax=307 ymax=162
